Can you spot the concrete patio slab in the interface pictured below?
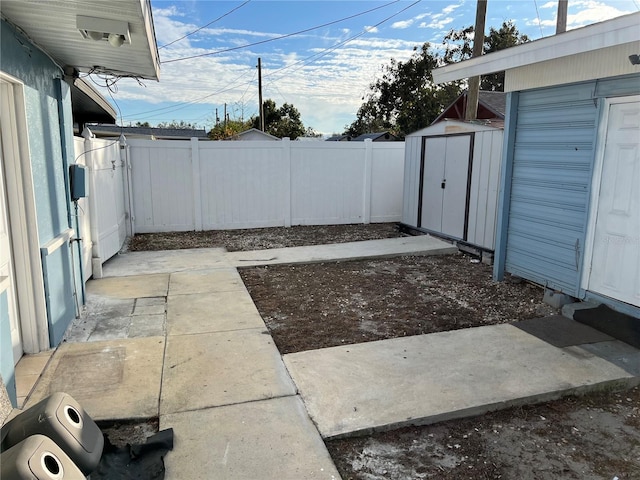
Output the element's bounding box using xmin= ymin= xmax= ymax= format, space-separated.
xmin=227 ymin=235 xmax=456 ymax=267
xmin=160 ymin=396 xmax=339 ymax=480
xmin=284 ymin=323 xmax=639 ymax=439
xmin=161 ymin=330 xmax=296 ymax=415
xmin=168 ymin=268 xmax=245 ymax=295
xmin=166 ymin=291 xmax=264 ymax=336
xmin=129 ymin=314 xmax=166 ymax=338
xmin=101 ymin=248 xmax=229 ymax=277
xmin=26 ymin=337 xmax=165 ymax=421
xmin=86 ymin=274 xmax=169 ymax=299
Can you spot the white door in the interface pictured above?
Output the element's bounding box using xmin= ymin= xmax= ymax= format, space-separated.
xmin=587 ymin=98 xmax=640 ymax=307
xmin=420 ymin=135 xmax=470 ymax=239
xmin=0 ymin=138 xmax=23 ymax=363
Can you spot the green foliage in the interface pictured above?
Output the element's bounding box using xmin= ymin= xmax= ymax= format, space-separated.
xmin=252 ymin=99 xmax=307 ymax=140
xmin=443 ymin=21 xmax=529 ymax=91
xmin=208 ymin=119 xmax=252 ymax=140
xmin=157 ymin=120 xmax=200 ymax=129
xmin=135 ymin=121 xmax=151 ymax=127
xmin=346 ymin=21 xmax=529 ymax=137
xmin=345 ymin=44 xmax=461 ymax=138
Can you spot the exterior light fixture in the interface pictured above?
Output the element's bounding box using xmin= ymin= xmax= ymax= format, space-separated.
xmin=108 ymin=33 xmax=125 ymax=48
xmin=77 ymin=16 xmax=130 ymax=47
xmin=629 ymin=54 xmax=640 ymax=65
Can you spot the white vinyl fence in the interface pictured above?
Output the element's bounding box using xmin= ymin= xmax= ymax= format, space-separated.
xmin=73 ymin=132 xmax=129 ymax=277
xmin=127 ymin=138 xmax=405 ymax=233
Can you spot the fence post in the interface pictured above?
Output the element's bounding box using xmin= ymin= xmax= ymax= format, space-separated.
xmin=191 ymin=137 xmax=203 ymax=231
xmin=282 ymin=137 xmax=292 ymax=227
xmin=82 ymin=127 xmax=102 ymax=278
xmin=120 ymin=134 xmax=135 ymax=237
xmin=363 ymin=138 xmax=373 ymax=224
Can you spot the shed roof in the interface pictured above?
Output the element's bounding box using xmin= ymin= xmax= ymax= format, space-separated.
xmin=407 ymin=119 xmax=503 ymax=137
xmin=432 ymin=12 xmax=640 ymax=84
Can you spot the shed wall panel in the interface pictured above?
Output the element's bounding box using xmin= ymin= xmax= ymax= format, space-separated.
xmin=505 ymin=82 xmax=598 ymax=294
xmin=402 ymin=136 xmax=422 ymax=225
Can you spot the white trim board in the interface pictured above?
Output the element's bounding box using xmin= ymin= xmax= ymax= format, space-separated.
xmin=0 ymin=72 xmax=50 ymax=353
xmin=432 ymin=12 xmax=640 ymax=84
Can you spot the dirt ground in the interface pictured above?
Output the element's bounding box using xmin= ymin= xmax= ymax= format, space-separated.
xmin=130 ymin=224 xmax=639 ymax=479
xmin=240 ymin=255 xmax=557 ymax=353
xmin=128 ymin=223 xmax=404 ymax=252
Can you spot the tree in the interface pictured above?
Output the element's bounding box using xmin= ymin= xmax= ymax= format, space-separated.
xmin=208 ymin=118 xmax=252 ymax=140
xmin=345 ymin=43 xmax=462 ymax=138
xmin=157 ymin=120 xmax=199 ymax=129
xmin=443 ymin=21 xmax=529 ymax=91
xmin=252 ymin=99 xmax=306 ymax=140
xmin=135 ymin=121 xmax=151 ymax=127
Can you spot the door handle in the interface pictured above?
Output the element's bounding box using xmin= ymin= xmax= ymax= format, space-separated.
xmin=441 ymin=179 xmax=446 ymax=189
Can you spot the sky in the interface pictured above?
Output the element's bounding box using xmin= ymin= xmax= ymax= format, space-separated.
xmin=99 ymin=0 xmax=639 ymax=135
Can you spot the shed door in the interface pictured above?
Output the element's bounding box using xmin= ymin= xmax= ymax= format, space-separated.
xmin=587 ymin=97 xmax=640 ymax=307
xmin=0 ymin=139 xmax=22 ymax=364
xmin=420 ymin=135 xmax=470 ymax=239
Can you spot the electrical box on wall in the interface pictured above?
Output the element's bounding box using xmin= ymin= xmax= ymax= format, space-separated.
xmin=69 ymin=164 xmax=88 ymax=200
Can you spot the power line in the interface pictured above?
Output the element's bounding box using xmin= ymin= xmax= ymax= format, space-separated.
xmin=533 ymin=0 xmax=545 ymax=37
xmin=265 ymin=0 xmax=422 ymax=84
xmin=159 ymin=0 xmax=252 ymax=49
xmin=161 ymin=0 xmax=401 ymax=64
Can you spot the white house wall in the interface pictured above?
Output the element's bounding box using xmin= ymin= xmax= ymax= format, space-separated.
xmin=505 ymin=43 xmax=640 ymax=92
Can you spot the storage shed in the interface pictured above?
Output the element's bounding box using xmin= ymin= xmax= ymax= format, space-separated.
xmin=401 ymin=120 xmax=503 ymax=253
xmin=432 ymin=12 xmax=640 ymax=316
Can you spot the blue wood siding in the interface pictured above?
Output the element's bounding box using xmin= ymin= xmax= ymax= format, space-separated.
xmin=505 ymin=83 xmax=598 ymax=294
xmin=502 ymin=75 xmax=640 ymax=296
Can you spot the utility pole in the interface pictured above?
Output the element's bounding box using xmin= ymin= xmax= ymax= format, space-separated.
xmin=257 ymin=57 xmax=264 ymax=131
xmin=556 ymin=0 xmax=568 ymax=33
xmin=465 ymin=0 xmax=487 ymax=121
xmin=224 ymin=103 xmax=227 ymax=128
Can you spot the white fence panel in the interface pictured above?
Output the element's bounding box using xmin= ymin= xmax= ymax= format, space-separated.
xmin=72 ymin=137 xmax=93 ymax=281
xmin=291 ymin=142 xmax=366 ymax=225
xmin=128 ymin=140 xmax=193 ymax=232
xmin=199 ymin=141 xmax=286 ymax=229
xmin=128 ymin=138 xmax=405 ymax=233
xmin=86 ymin=136 xmax=127 ymax=263
xmin=370 ymin=143 xmax=405 ymax=222
xmin=74 ymin=134 xmax=128 ymax=278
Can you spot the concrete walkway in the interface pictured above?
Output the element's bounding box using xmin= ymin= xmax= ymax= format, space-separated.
xmin=17 ymin=235 xmax=640 ymax=479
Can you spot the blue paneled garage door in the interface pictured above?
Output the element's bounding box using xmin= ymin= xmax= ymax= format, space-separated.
xmin=505 ymin=82 xmax=598 ymax=295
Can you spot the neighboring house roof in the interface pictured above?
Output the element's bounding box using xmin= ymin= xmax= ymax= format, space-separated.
xmin=352 ymin=132 xmax=399 ymax=142
xmin=229 ymin=128 xmax=280 ymax=141
xmin=70 ymin=77 xmax=117 ymax=125
xmin=432 ymin=91 xmax=506 ymax=124
xmin=325 ymin=135 xmax=352 ymax=141
xmin=87 ymin=124 xmax=209 ymax=140
xmin=432 ymin=12 xmax=639 ymax=87
xmin=0 ymin=0 xmax=160 ymax=80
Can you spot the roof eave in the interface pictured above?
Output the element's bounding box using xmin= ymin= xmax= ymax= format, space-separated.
xmin=432 ymin=12 xmax=640 ymax=84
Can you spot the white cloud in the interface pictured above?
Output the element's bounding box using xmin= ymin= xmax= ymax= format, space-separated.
xmin=540 ymin=1 xmax=557 ymax=9
xmin=364 ymin=26 xmax=379 ymax=33
xmin=391 ymin=19 xmax=414 ymax=29
xmin=419 ymin=17 xmax=455 ymax=30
